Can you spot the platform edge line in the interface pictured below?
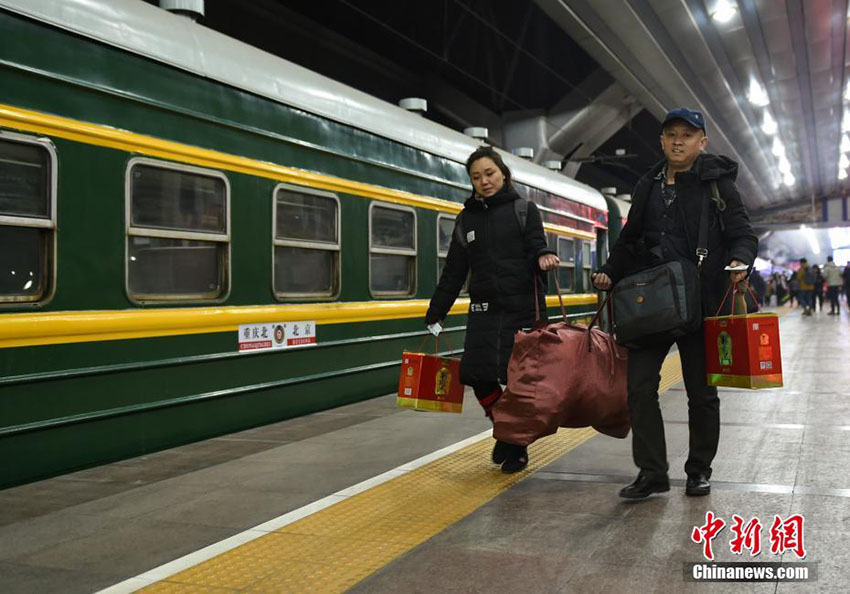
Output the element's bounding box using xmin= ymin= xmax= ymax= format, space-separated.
xmin=94 ymin=427 xmax=494 ymax=593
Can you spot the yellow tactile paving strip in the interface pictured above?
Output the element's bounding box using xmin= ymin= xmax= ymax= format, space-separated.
xmin=143 ymin=353 xmax=683 ymax=593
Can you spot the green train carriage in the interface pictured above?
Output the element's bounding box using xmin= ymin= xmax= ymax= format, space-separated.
xmin=0 ymin=0 xmax=609 ymax=488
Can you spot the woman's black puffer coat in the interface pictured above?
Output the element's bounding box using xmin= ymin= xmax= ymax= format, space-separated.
xmin=425 ymin=186 xmax=554 ymax=385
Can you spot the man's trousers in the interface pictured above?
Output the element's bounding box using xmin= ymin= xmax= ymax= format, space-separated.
xmin=626 ymin=326 xmax=720 ymax=481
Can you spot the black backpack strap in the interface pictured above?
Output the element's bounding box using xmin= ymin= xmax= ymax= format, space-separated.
xmin=514 ymin=198 xmax=529 ymax=234
xmin=455 ymin=200 xmax=527 ymax=249
xmin=697 ymin=188 xmax=711 ymax=271
xmin=696 ymin=181 xmax=727 ymax=270
xmin=453 ymin=211 xmax=468 ymax=248
xmin=709 ymin=181 xmax=726 ymax=232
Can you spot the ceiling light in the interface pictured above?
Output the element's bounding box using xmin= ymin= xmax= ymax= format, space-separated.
xmin=803 ymin=227 xmax=820 ymax=255
xmin=828 ymin=227 xmax=850 ymax=249
xmin=783 ymin=172 xmax=795 ymax=186
xmin=840 ymin=154 xmax=850 ymax=170
xmin=845 ymin=82 xmax=850 ymax=101
xmin=842 ymin=134 xmax=850 ymax=153
xmin=711 ymin=1 xmax=737 ymax=23
xmin=762 ymin=110 xmax=777 ymax=135
xmin=771 ymin=138 xmax=785 ymax=157
xmin=843 ymin=111 xmax=850 ymax=132
xmin=839 ymin=169 xmax=848 ymax=180
xmin=778 ymin=157 xmax=791 ymax=174
xmin=747 ymin=79 xmax=769 ymax=107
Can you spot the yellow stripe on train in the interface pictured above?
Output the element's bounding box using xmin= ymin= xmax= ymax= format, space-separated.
xmin=0 ymin=294 xmax=598 ymax=349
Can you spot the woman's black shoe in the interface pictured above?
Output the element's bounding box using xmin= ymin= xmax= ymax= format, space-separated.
xmin=500 ymin=444 xmax=528 ymax=474
xmin=491 ymin=439 xmax=510 ymax=465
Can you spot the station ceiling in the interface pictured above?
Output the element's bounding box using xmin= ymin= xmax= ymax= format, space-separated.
xmin=147 ymin=0 xmax=850 ymax=225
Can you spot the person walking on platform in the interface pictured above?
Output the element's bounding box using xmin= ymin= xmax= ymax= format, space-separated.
xmin=823 ymin=256 xmax=843 ymax=315
xmin=425 ymin=146 xmax=560 ymax=473
xmin=796 ymin=258 xmax=814 ymax=316
xmin=813 ymin=265 xmax=824 ymax=312
xmin=775 ymin=272 xmax=788 ymax=306
xmin=788 ymin=272 xmax=799 ymax=308
xmin=844 ymin=263 xmax=850 ymax=310
xmin=591 ymin=108 xmax=757 ymax=499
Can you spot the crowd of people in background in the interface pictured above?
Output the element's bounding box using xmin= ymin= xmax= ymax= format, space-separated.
xmin=758 ymin=257 xmax=850 ymax=317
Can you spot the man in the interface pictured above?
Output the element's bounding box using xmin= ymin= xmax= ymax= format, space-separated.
xmin=796 ymin=258 xmax=814 ymax=316
xmin=822 ymin=256 xmax=843 ymax=315
xmin=592 ymin=108 xmax=757 ymax=499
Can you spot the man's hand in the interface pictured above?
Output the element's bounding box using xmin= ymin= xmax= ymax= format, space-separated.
xmin=538 ymin=253 xmax=560 ymax=271
xmin=592 ymin=272 xmax=612 ymax=290
xmin=728 ymin=260 xmax=748 ymax=284
xmin=426 ymin=322 xmax=442 ymax=337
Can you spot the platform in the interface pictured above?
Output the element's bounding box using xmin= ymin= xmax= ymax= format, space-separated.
xmin=1 ymin=305 xmax=848 ymax=592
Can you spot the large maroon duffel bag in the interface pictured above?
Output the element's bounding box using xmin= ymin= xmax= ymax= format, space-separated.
xmin=492 ymin=288 xmax=629 ymax=446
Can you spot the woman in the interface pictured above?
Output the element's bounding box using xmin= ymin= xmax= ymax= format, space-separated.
xmin=425 ymin=147 xmax=560 ymax=473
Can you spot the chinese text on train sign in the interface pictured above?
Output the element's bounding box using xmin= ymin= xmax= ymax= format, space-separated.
xmin=238 ymin=321 xmax=317 ymax=352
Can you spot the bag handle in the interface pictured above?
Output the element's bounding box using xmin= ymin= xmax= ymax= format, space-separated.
xmin=584 ymin=290 xmax=619 ymax=376
xmin=417 ymin=329 xmax=455 ymax=355
xmin=534 ymin=270 xmax=569 ymax=324
xmin=714 ymin=279 xmax=761 ymax=317
xmin=588 ymin=289 xmax=614 ymax=333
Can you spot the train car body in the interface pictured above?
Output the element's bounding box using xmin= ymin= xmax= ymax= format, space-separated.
xmin=0 ymin=0 xmax=608 ymax=487
xmin=603 ymin=195 xmax=632 ymax=247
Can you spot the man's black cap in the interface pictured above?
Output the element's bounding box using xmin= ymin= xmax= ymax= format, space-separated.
xmin=662 ymin=108 xmax=706 ymax=133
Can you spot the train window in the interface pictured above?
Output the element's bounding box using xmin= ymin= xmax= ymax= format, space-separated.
xmin=436 ymin=213 xmax=468 ymax=294
xmin=556 ymin=236 xmax=575 ymax=293
xmin=581 ymin=241 xmax=594 ymax=291
xmin=126 ymin=160 xmax=229 ymax=302
xmin=0 ymin=133 xmax=56 ymax=304
xmin=273 ymin=184 xmax=340 ymax=298
xmin=370 ymin=203 xmax=416 ymax=296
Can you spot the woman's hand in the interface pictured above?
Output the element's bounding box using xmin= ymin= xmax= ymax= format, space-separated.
xmin=538 ymin=253 xmax=560 ymax=271
xmin=591 ymin=272 xmax=612 ymax=290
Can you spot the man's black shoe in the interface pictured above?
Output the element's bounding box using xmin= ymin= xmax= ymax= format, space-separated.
xmin=618 ymin=473 xmax=670 ymax=499
xmin=491 ymin=440 xmax=510 ymax=465
xmin=686 ymin=473 xmax=711 ymax=496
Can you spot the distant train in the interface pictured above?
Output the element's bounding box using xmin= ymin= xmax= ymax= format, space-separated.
xmin=0 ymin=0 xmax=610 ymax=487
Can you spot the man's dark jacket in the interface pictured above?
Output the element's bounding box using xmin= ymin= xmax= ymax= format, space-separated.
xmin=599 ymin=153 xmax=758 ymax=317
xmin=425 ymin=185 xmax=554 ymax=385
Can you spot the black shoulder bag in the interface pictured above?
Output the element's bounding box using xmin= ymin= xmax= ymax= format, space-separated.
xmin=611 ymin=186 xmax=713 ymax=349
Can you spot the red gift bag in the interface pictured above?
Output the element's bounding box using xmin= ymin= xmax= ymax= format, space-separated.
xmin=704 ymin=283 xmax=783 ymax=389
xmin=397 ymin=336 xmax=464 ymax=413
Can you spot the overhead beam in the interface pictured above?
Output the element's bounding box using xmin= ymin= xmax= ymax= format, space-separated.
xmin=828 ymin=0 xmax=848 ymax=197
xmin=784 ymin=0 xmax=825 ymax=197
xmin=502 ymin=69 xmax=641 ymax=168
xmin=682 ymin=0 xmax=781 ymax=190
xmin=737 ymin=0 xmax=819 ymax=199
xmin=533 ymin=0 xmax=772 ymax=208
xmin=623 ymin=0 xmax=775 ymax=205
